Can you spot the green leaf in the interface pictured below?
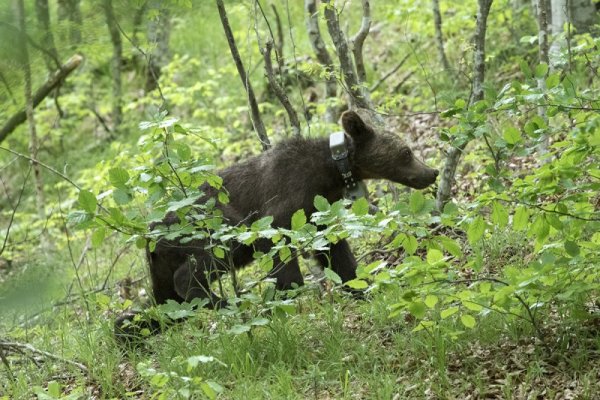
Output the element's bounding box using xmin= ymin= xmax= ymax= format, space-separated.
xmin=345 ymin=279 xmax=369 ymax=290
xmin=460 ymin=314 xmax=476 ymax=328
xmin=213 ymin=247 xmax=225 ymax=259
xmin=279 ymin=246 xmax=292 ymax=263
xmin=291 ymin=209 xmax=307 ymax=230
xmin=503 ymin=127 xmax=522 ymax=145
xmin=218 ymin=191 xmax=229 ymax=204
xmin=324 ymin=268 xmax=342 ymax=285
xmin=425 ymin=294 xmax=438 ymax=308
xmin=250 ymin=317 xmax=270 ymax=326
xmin=564 ymin=241 xmax=580 ymax=257
xmin=426 ymin=248 xmax=443 ymax=265
xmin=530 ymin=214 xmax=549 ymax=242
xmin=437 ymin=236 xmax=463 ymax=257
xmin=251 ymin=216 xmax=274 ymax=231
xmin=513 ymin=206 xmax=529 ymax=231
xmin=467 ymin=216 xmax=485 ymax=244
xmin=491 ymin=201 xmax=509 ymax=228
xmin=78 ymin=190 xmax=97 ymax=213
xmin=534 ymin=63 xmax=548 ymax=78
xmin=91 ymin=227 xmax=106 ymax=248
xmin=113 ymin=188 xmax=132 ymax=205
xmin=228 ymin=324 xmax=251 ymax=335
xmin=314 ymin=195 xmax=330 ymax=211
xmin=440 ymin=306 xmax=459 ymax=319
xmin=409 ymin=191 xmax=425 ymax=214
xmin=109 ymin=167 xmax=130 ymax=189
xmin=403 ymin=234 xmax=418 ymax=255
xmin=352 ymin=197 xmax=370 ymax=216
xmin=408 ymin=301 xmax=426 ymax=319
xmin=545 ymin=73 xmax=560 ymax=89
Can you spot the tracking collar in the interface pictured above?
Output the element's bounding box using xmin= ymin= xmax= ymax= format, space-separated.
xmin=329 ymin=131 xmax=368 ymax=201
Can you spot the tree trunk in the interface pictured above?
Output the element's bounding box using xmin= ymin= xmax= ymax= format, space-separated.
xmin=35 ymin=0 xmax=60 ymax=73
xmin=322 ymin=0 xmax=371 ymax=110
xmin=569 ymin=0 xmax=597 ymax=32
xmin=216 ymin=0 xmax=270 ymax=150
xmin=15 ymin=0 xmax=47 ymax=245
xmin=103 ymin=0 xmax=123 ymax=132
xmin=57 ymin=0 xmax=82 ymax=46
xmin=432 ymin=0 xmax=451 ymax=71
xmin=436 ymin=0 xmax=493 ymax=212
xmin=305 ymin=0 xmax=337 ymax=122
xmin=535 ymin=0 xmax=550 ymax=156
xmin=145 ymin=1 xmax=171 ymax=93
xmin=549 ymin=0 xmax=567 ymax=67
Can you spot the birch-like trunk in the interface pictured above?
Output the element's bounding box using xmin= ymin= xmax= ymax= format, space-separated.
xmin=15 ymin=0 xmax=47 ymax=245
xmin=432 ymin=0 xmax=451 ymax=71
xmin=535 ymin=0 xmax=550 ymax=156
xmin=436 ymin=0 xmax=493 ymax=212
xmin=305 ymin=0 xmax=337 ymax=122
xmin=35 ymin=0 xmax=60 ymax=73
xmin=103 ymin=0 xmax=123 ymax=132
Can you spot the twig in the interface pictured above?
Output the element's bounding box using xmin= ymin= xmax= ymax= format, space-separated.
xmin=0 ymin=166 xmax=31 ymax=256
xmin=0 ymin=341 xmax=88 ymax=372
xmin=370 ymin=54 xmax=410 ymax=92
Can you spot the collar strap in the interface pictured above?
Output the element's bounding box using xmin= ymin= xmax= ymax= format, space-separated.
xmin=329 ymin=132 xmax=367 ymax=200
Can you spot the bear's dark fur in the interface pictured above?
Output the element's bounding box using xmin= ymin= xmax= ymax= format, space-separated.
xmin=115 ymin=110 xmax=438 ymax=338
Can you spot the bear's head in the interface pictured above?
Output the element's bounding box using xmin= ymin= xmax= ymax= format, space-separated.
xmin=341 ymin=110 xmax=438 ymax=189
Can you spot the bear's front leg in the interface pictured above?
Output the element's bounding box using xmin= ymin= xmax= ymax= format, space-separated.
xmin=315 ymin=239 xmax=358 ymax=283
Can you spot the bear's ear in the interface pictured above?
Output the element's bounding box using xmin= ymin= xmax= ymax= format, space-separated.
xmin=341 ymin=110 xmax=374 ymax=141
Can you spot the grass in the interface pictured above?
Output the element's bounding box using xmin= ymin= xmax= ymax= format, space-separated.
xmin=2 ymin=252 xmax=600 ymax=400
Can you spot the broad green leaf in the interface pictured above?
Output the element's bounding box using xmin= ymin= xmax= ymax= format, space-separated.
xmin=564 ymin=241 xmax=580 ymax=257
xmin=545 ymin=73 xmax=560 ymax=89
xmin=345 ymin=279 xmax=369 ymax=290
xmin=251 ymin=216 xmax=273 ymax=231
xmin=440 ymin=306 xmax=459 ymax=319
xmin=113 ymin=188 xmax=132 ymax=205
xmin=409 ymin=191 xmax=425 ymax=214
xmin=467 ymin=216 xmax=485 ymax=244
xmin=460 ymin=314 xmax=476 ymax=328
xmin=91 ymin=227 xmax=106 ymax=248
xmin=109 ymin=167 xmax=130 ymax=189
xmin=352 ymin=197 xmax=370 ymax=216
xmin=218 ymin=191 xmax=229 ymax=204
xmin=503 ymin=127 xmax=522 ymax=145
xmin=513 ymin=206 xmax=529 ymax=231
xmin=279 ymin=246 xmax=292 ymax=263
xmin=78 ymin=190 xmax=97 ymax=213
xmin=426 ymin=248 xmax=443 ymax=264
xmin=463 ymin=301 xmax=483 ymax=312
xmin=213 ymin=247 xmax=225 ymax=259
xmin=534 ymin=63 xmax=548 ymax=78
xmin=228 ymin=324 xmax=251 ymax=335
xmin=291 ymin=209 xmax=307 ymax=230
xmin=491 ymin=201 xmax=509 ymax=228
xmin=324 ymin=268 xmax=342 ymax=284
xmin=437 ymin=236 xmax=463 ymax=257
xmin=425 ymin=295 xmax=438 ymax=308
xmin=314 ymin=195 xmax=330 ymax=211
xmin=250 ymin=317 xmax=270 ymax=326
xmin=408 ymin=301 xmax=426 ymax=319
xmin=166 ymin=196 xmax=196 ymax=212
xmin=530 ymin=214 xmax=549 ymax=242
xmin=403 ymin=234 xmax=418 ymax=255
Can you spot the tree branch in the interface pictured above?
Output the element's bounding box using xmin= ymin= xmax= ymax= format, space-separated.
xmin=0 ymin=341 xmax=88 ymax=372
xmin=216 ymin=0 xmax=270 ymax=150
xmin=0 ymin=54 xmax=83 ymax=143
xmin=350 ymin=0 xmax=371 ymax=84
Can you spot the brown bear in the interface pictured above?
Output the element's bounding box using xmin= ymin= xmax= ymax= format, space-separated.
xmin=115 ymin=110 xmax=438 ymax=337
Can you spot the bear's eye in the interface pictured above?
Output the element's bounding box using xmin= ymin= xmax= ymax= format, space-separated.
xmin=400 ymin=148 xmax=412 ymax=161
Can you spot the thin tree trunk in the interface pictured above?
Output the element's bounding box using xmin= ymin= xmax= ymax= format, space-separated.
xmin=58 ymin=0 xmax=82 ymax=46
xmin=35 ymin=0 xmax=60 ymax=73
xmin=305 ymin=0 xmax=337 ymax=122
xmin=322 ymin=0 xmax=371 ymax=110
xmin=146 ymin=2 xmax=171 ymax=93
xmin=432 ymin=0 xmax=451 ymax=71
xmin=436 ymin=0 xmax=493 ymax=211
xmin=103 ymin=0 xmax=123 ymax=131
xmin=535 ymin=0 xmax=550 ymax=156
xmin=15 ymin=0 xmax=47 ymax=244
xmin=549 ymin=0 xmax=568 ymax=67
xmin=216 ymin=0 xmax=270 ymax=150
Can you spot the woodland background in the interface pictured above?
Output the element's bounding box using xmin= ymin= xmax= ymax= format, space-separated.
xmin=0 ymin=0 xmax=600 ymax=398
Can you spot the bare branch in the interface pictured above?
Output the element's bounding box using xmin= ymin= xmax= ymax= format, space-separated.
xmin=0 ymin=55 xmax=83 ymax=143
xmin=305 ymin=0 xmax=337 ymax=122
xmin=216 ymin=0 xmax=270 ymax=150
xmin=263 ymin=41 xmax=301 ymax=135
xmin=322 ymin=0 xmax=371 ymax=110
xmin=350 ymin=0 xmax=371 ymax=83
xmin=370 ymin=53 xmax=410 ymax=92
xmin=0 ymin=341 xmax=88 ymax=372
xmin=432 ymin=0 xmax=451 ymax=71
